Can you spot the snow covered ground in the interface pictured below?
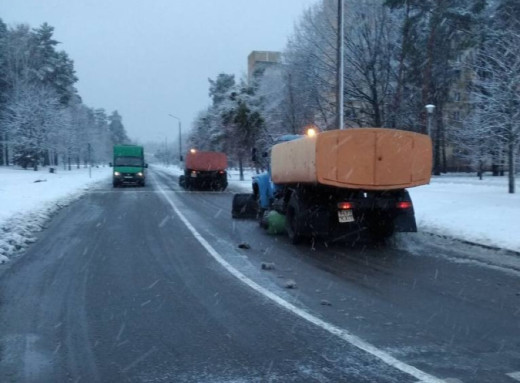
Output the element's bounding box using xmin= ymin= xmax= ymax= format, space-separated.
xmin=0 ymin=166 xmax=110 ymax=262
xmin=409 ymin=175 xmax=520 ymax=253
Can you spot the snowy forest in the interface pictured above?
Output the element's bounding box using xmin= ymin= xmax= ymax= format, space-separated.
xmin=189 ymin=0 xmax=520 ymax=193
xmin=0 ymin=20 xmax=130 ymax=170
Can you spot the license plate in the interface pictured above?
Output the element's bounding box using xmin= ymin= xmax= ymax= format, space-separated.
xmin=338 ymin=210 xmax=354 ymax=223
xmin=124 ymin=176 xmax=133 ymax=179
xmin=190 ymin=173 xmax=197 ymax=178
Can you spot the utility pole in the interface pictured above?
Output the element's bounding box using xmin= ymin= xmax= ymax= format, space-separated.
xmin=168 ymin=114 xmax=182 ymax=163
xmin=337 ymin=0 xmax=345 ymax=130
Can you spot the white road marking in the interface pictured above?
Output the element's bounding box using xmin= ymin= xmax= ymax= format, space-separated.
xmin=146 ymin=279 xmax=161 ymax=290
xmin=116 ymin=322 xmax=125 ymax=341
xmin=121 ymin=346 xmax=157 ymax=373
xmin=415 ymin=379 xmax=464 ymax=383
xmin=154 ymin=177 xmax=444 ymax=383
xmin=507 ymin=371 xmax=520 ymax=381
xmin=158 ymin=216 xmax=170 ymax=228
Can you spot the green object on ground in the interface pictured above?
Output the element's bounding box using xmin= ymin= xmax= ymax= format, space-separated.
xmin=267 ymin=211 xmax=286 ymax=235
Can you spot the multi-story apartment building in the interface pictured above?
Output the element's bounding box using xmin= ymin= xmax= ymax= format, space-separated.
xmin=248 ymin=51 xmax=282 ymax=84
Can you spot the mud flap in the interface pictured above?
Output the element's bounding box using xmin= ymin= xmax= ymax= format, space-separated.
xmin=231 ymin=193 xmax=258 ymax=219
xmin=394 ymin=212 xmax=417 ymax=232
xmin=394 ymin=190 xmax=417 ymax=232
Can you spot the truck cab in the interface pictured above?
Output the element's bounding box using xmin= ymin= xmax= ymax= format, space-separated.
xmin=111 ymin=145 xmax=147 ymax=187
xmin=179 ymin=150 xmax=228 ymax=191
xmin=253 ymin=134 xmax=302 ymax=211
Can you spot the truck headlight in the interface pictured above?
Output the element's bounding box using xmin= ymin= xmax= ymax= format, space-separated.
xmin=114 ymin=171 xmax=121 ymax=176
xmin=137 ymin=172 xmax=143 ymax=177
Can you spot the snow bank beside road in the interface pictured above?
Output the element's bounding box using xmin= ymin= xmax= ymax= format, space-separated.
xmin=0 ymin=166 xmax=110 ymax=261
xmin=410 ymin=175 xmax=520 ymax=253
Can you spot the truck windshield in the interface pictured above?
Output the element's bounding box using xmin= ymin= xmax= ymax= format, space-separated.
xmin=114 ymin=157 xmax=143 ymax=167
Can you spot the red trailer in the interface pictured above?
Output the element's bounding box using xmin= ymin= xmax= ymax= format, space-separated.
xmin=179 ymin=150 xmax=228 ymax=191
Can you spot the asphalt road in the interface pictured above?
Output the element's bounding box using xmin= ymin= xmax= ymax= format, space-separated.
xmin=0 ymin=167 xmax=519 ymax=382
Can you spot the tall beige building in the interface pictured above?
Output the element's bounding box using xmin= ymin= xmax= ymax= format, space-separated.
xmin=248 ymin=51 xmax=282 ymax=83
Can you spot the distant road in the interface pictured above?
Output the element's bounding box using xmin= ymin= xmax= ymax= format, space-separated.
xmin=0 ymin=168 xmax=518 ymax=383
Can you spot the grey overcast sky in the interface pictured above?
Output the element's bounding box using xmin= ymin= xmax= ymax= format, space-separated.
xmin=0 ymin=0 xmax=318 ymax=143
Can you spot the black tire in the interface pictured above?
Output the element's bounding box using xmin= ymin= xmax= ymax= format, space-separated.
xmin=285 ymin=195 xmax=303 ymax=244
xmin=140 ymin=181 xmax=146 ymax=187
xmin=113 ymin=181 xmax=119 ymax=188
xmin=179 ymin=175 xmax=186 ymax=189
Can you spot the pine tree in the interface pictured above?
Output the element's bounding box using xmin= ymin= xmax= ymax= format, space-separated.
xmin=29 ymin=23 xmax=77 ymax=105
xmin=108 ymin=110 xmax=130 ymax=145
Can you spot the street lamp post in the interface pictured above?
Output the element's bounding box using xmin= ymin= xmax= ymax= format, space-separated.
xmin=337 ymin=0 xmax=345 ymax=130
xmin=425 ymin=104 xmax=435 ymax=136
xmin=425 ymin=104 xmax=440 ymax=175
xmin=168 ymin=114 xmax=182 ymax=163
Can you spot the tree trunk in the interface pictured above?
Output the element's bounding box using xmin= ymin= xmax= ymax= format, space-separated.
xmin=0 ymin=134 xmax=3 ymax=166
xmin=43 ymin=150 xmax=50 ymax=166
xmin=391 ymin=3 xmax=410 ymax=128
xmin=441 ymin=119 xmax=447 ymax=173
xmin=477 ymin=159 xmax=483 ymax=180
xmin=492 ymin=149 xmax=500 ymax=176
xmin=3 ymin=132 xmax=9 ymax=166
xmin=238 ymin=154 xmax=244 ymax=181
xmin=508 ymin=137 xmax=515 ymax=194
xmin=287 ymin=73 xmax=297 ymax=134
xmin=433 ymin=110 xmax=441 ymax=176
xmin=500 ymin=149 xmax=505 ymax=176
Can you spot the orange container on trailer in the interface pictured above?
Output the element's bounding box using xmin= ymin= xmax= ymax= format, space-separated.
xmin=185 ymin=151 xmax=228 ymax=171
xmin=270 ymin=128 xmax=432 ymax=190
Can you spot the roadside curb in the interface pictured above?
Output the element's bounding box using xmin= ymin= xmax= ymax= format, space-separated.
xmin=422 ymin=231 xmax=520 ymax=257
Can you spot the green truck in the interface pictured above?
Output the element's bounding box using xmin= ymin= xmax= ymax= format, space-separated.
xmin=110 ymin=145 xmax=148 ymax=187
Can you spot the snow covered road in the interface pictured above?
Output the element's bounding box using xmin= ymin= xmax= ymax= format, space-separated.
xmin=1 ymin=167 xmax=518 ymax=383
